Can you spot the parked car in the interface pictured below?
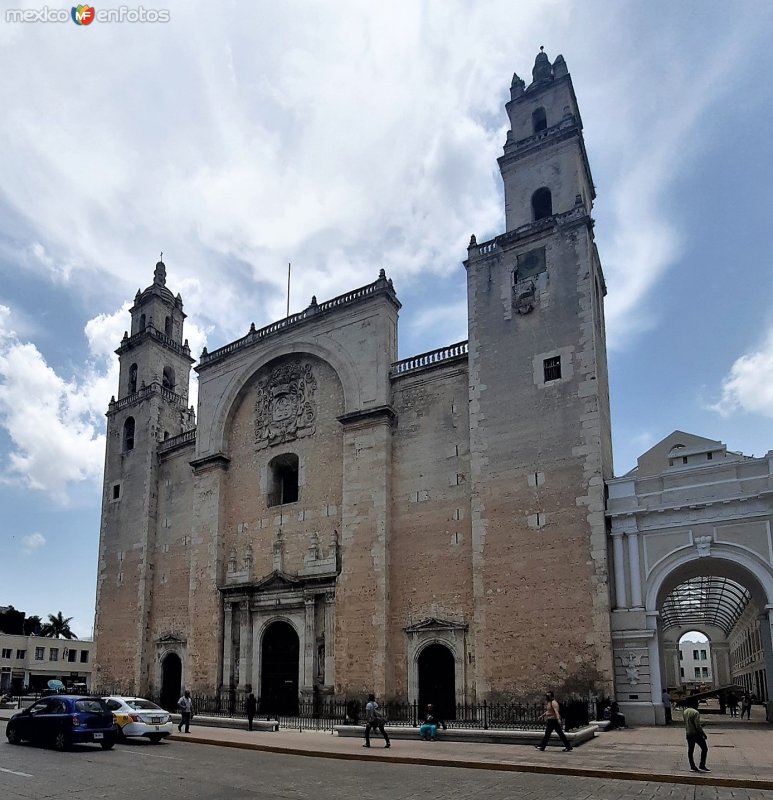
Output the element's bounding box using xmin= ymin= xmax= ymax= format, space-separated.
xmin=6 ymin=695 xmax=116 ymax=751
xmin=103 ymin=696 xmax=174 ymax=743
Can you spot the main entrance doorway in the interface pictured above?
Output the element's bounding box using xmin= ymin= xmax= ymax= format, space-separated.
xmin=418 ymin=643 xmax=455 ymax=720
xmin=160 ymin=653 xmax=182 ymax=711
xmin=260 ymin=621 xmax=299 ymax=715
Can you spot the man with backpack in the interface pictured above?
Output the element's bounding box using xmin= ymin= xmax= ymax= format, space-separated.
xmin=363 ymin=692 xmax=391 ymax=748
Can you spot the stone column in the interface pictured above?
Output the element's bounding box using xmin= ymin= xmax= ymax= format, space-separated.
xmin=711 ymin=642 xmax=731 ymax=686
xmin=646 ymin=614 xmax=665 ymax=724
xmin=611 ymin=531 xmax=628 ymax=609
xmin=303 ymin=597 xmax=315 ymax=693
xmin=627 ymin=530 xmax=643 ymax=609
xmin=238 ymin=600 xmax=252 ymax=691
xmin=222 ymin=603 xmax=233 ymax=688
xmin=324 ymin=592 xmax=336 ymax=687
xmin=759 ymin=609 xmax=773 ymax=718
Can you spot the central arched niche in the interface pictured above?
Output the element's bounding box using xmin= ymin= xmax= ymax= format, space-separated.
xmin=223 ymin=354 xmax=345 ymax=581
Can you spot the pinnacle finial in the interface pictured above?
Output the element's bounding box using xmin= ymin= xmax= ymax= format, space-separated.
xmin=154 ymin=254 xmax=166 ymax=286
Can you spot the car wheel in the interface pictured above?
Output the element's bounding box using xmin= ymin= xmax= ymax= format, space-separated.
xmin=53 ymin=730 xmax=71 ymax=751
xmin=6 ymin=724 xmax=20 ymax=745
xmin=148 ymin=734 xmax=163 ymax=744
xmin=100 ymin=737 xmax=115 ymax=751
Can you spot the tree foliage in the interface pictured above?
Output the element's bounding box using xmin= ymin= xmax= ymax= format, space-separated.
xmin=40 ymin=611 xmax=76 ymax=639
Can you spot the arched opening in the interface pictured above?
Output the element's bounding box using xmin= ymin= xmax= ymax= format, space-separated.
xmin=123 ymin=417 xmax=135 ymax=452
xmin=164 ymin=316 xmax=172 ymax=337
xmin=650 ymin=555 xmax=771 ymax=722
xmin=531 ymin=187 xmax=553 ymax=221
xmin=267 ymin=453 xmax=299 ymax=507
xmin=160 ymin=653 xmax=182 ymax=711
xmin=532 ymin=106 xmax=547 ymax=132
xmin=260 ymin=621 xmax=299 ymax=715
xmin=417 ymin=643 xmax=456 ymax=721
xmin=162 ymin=366 xmax=176 ymax=391
xmin=128 ymin=364 xmax=138 ymax=394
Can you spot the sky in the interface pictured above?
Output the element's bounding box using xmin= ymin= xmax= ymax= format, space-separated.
xmin=1 ymin=1 xmax=773 ymax=639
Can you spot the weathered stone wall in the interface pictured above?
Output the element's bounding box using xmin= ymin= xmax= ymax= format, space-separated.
xmin=389 ymin=365 xmax=472 ymax=700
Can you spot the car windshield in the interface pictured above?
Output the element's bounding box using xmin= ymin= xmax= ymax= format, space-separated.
xmin=126 ymin=699 xmax=162 ymax=710
xmin=75 ymin=699 xmax=109 ymax=713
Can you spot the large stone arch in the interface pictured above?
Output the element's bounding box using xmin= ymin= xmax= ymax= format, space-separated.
xmin=196 ymin=338 xmax=363 ymax=458
xmin=641 ymin=545 xmax=773 ymax=722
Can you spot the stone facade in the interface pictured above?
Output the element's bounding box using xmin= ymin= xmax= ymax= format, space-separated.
xmin=94 ymin=51 xmax=616 ymax=710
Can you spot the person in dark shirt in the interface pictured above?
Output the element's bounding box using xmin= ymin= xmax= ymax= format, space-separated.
xmin=419 ymin=704 xmax=447 ymax=741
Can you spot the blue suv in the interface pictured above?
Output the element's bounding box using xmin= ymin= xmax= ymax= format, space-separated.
xmin=6 ymin=695 xmax=116 ymax=751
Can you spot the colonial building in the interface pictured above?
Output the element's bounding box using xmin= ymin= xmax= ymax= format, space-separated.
xmin=607 ymin=431 xmax=773 ymax=723
xmin=0 ymin=634 xmax=95 ymax=693
xmin=93 ymin=49 xmax=616 ymax=713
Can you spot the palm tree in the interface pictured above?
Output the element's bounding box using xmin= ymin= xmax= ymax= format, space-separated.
xmin=40 ymin=612 xmax=76 ymax=639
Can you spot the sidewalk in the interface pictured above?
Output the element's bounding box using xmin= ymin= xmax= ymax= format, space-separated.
xmin=3 ymin=706 xmax=772 ymax=789
xmin=163 ymin=716 xmax=773 ymax=790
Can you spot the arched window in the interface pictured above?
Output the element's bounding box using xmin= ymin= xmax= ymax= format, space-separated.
xmin=531 ymin=187 xmax=553 ymax=221
xmin=267 ymin=453 xmax=299 ymax=506
xmin=128 ymin=364 xmax=138 ymax=394
xmin=162 ymin=366 xmax=175 ymax=391
xmin=164 ymin=316 xmax=172 ymax=337
xmin=139 ymin=314 xmax=146 ymax=331
xmin=123 ymin=417 xmax=136 ymax=452
xmin=532 ymin=106 xmax=547 ymax=133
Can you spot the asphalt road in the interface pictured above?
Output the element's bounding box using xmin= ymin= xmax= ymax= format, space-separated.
xmin=2 ymin=721 xmax=772 ymax=800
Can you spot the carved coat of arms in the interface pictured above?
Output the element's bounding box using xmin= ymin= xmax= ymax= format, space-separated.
xmin=255 ymin=361 xmax=317 ymax=449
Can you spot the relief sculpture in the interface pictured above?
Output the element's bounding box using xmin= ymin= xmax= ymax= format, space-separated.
xmin=255 ymin=361 xmax=317 ymax=449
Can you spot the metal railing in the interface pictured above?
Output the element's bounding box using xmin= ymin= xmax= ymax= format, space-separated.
xmin=144 ymin=692 xmax=596 ymax=732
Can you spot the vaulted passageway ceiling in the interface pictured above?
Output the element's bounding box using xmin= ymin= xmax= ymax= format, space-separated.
xmin=661 ymin=576 xmax=751 ymax=635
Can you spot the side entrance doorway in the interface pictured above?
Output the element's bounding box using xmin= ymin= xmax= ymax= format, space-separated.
xmin=160 ymin=653 xmax=182 ymax=711
xmin=418 ymin=643 xmax=456 ymax=720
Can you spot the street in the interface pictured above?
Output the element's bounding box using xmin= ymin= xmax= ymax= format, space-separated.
xmin=2 ymin=721 xmax=773 ymax=800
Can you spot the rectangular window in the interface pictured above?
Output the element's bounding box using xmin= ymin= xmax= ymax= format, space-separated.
xmin=16 ymin=650 xmax=25 ymax=660
xmin=1 ymin=649 xmax=10 ymax=659
xmin=35 ymin=647 xmax=44 ymax=661
xmin=693 ymin=649 xmax=699 ymax=660
xmin=112 ymin=483 xmax=120 ymax=500
xmin=694 ymin=667 xmax=700 ymax=679
xmin=679 ymin=651 xmax=683 ymax=660
xmin=680 ymin=668 xmax=684 ymax=677
xmin=701 ymin=649 xmax=707 ymax=660
xmin=702 ymin=667 xmax=709 ymax=677
xmin=683 ymin=456 xmax=688 ymax=464
xmin=543 ymin=356 xmax=561 ymax=382
xmin=707 ymin=452 xmax=713 ymax=460
xmin=68 ymin=649 xmax=77 ymax=662
xmin=49 ymin=648 xmax=59 ymax=661
xmin=80 ymin=650 xmax=89 ymax=663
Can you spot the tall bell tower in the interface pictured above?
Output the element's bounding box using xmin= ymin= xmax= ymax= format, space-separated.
xmin=94 ymin=259 xmax=195 ymax=693
xmin=465 ymin=50 xmax=614 ymax=698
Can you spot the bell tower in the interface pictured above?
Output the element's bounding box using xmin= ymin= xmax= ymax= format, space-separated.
xmin=94 ymin=259 xmax=195 ymax=693
xmin=465 ymin=50 xmax=614 ymax=699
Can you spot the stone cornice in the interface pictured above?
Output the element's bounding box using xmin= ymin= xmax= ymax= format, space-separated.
xmin=190 ymin=452 xmax=231 ymax=474
xmin=337 ymin=405 xmax=396 ymax=428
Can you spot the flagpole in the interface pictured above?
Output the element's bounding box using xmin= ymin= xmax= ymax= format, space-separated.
xmin=287 ymin=262 xmax=291 ymax=318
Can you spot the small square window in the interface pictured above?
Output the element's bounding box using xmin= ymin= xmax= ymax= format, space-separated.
xmin=682 ymin=456 xmax=688 ymax=464
xmin=80 ymin=650 xmax=89 ymax=663
xmin=543 ymin=356 xmax=561 ymax=382
xmin=49 ymin=648 xmax=59 ymax=661
xmin=1 ymin=649 xmax=11 ymax=659
xmin=707 ymin=452 xmax=713 ymax=460
xmin=16 ymin=649 xmax=25 ymax=660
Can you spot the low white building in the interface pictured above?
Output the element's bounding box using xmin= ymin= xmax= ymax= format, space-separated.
xmin=0 ymin=634 xmax=95 ymax=693
xmin=678 ymin=639 xmax=713 ymax=687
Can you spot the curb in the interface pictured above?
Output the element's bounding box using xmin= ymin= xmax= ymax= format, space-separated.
xmin=167 ymin=733 xmax=773 ymax=790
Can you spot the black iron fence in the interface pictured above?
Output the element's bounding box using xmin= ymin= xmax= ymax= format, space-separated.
xmin=146 ymin=691 xmax=596 ymax=732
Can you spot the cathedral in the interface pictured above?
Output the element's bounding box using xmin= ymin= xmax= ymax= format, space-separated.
xmin=93 ymin=49 xmax=617 ymax=714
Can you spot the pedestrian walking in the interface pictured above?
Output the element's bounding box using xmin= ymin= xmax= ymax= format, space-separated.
xmin=726 ymin=692 xmax=739 ymax=718
xmin=246 ymin=692 xmax=257 ymax=731
xmin=177 ymin=689 xmax=193 ymax=733
xmin=682 ymin=699 xmax=709 ymax=772
xmin=535 ymin=691 xmax=572 ymax=752
xmin=363 ymin=693 xmax=391 ymax=748
xmin=740 ymin=691 xmax=752 ymax=720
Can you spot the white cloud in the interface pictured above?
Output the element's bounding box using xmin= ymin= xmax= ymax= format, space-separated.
xmin=21 ymin=532 xmax=46 ymax=555
xmin=711 ymin=329 xmax=773 ymax=419
xmin=0 ymin=305 xmax=115 ymax=502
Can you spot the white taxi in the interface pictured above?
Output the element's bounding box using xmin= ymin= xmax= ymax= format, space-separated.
xmin=103 ymin=696 xmax=174 ymax=743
